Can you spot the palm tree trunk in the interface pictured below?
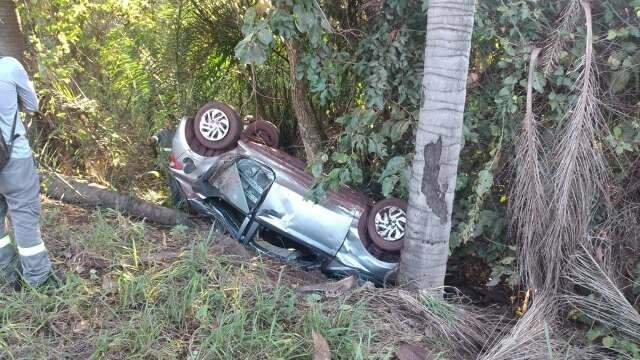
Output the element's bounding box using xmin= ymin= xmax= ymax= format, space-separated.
xmin=0 ymin=0 xmax=24 ymax=60
xmin=399 ymin=0 xmax=476 ymax=289
xmin=285 ymin=39 xmax=326 ymax=161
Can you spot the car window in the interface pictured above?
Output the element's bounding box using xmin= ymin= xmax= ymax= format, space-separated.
xmin=211 ymin=162 xmax=250 ymax=213
xmin=237 ymin=158 xmax=275 ymax=210
xmin=210 ymin=158 xmax=275 ymax=214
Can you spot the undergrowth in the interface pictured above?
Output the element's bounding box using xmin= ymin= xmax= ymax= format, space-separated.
xmin=0 ymin=201 xmax=390 ymax=359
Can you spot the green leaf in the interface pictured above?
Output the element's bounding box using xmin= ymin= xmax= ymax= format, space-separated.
xmin=368 ymin=139 xmax=379 ymax=154
xmin=532 ymin=70 xmax=546 ymax=93
xmin=244 ymin=7 xmax=257 ymax=26
xmin=378 ymin=158 xmax=399 ymax=179
xmin=234 ymin=38 xmax=267 ymax=65
xmin=331 ymin=152 xmax=348 ymax=164
xmin=305 ymin=293 xmax=322 ymax=303
xmin=602 ymin=336 xmax=615 ymax=348
xmin=613 ymin=127 xmax=623 ymax=138
xmin=339 ymin=168 xmax=351 ymax=184
xmin=422 ymin=0 xmax=429 ymax=12
xmin=498 ymin=87 xmax=511 ymax=97
xmin=381 ymin=175 xmax=399 ymax=197
xmin=311 ymin=162 xmax=323 ymax=178
xmin=611 ymin=70 xmax=631 ymax=94
xmin=257 ymin=28 xmax=273 ymax=45
xmin=390 ymin=120 xmax=411 ymax=140
xmin=607 ymin=29 xmax=617 ymax=40
xmin=475 ymin=169 xmax=494 ymax=196
xmin=616 ymin=339 xmax=639 ymax=355
xmin=500 ymin=256 xmax=515 ymax=265
xmin=293 ymin=4 xmax=315 ymax=33
xmin=585 ymin=327 xmax=606 ymax=341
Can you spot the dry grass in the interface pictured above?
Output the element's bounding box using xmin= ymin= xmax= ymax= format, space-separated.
xmin=342 ymin=286 xmax=505 ymax=359
xmin=477 ymin=294 xmax=608 ymax=360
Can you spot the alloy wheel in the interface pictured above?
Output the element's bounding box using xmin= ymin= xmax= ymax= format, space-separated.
xmin=374 ymin=206 xmax=407 ymax=242
xmin=199 ymin=108 xmax=230 ymax=141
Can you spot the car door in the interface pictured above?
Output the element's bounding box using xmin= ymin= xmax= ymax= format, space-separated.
xmin=254 ymin=179 xmax=354 ymax=257
xmin=210 ymin=157 xmax=275 ymax=215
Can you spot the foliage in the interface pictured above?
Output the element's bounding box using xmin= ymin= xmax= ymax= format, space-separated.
xmin=18 ymin=0 xmax=291 ymax=189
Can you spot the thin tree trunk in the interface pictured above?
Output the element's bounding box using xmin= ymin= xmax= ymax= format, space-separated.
xmin=284 ymin=39 xmax=326 ymax=161
xmin=43 ymin=173 xmax=192 ymax=226
xmin=0 ymin=0 xmax=24 ymax=60
xmin=399 ymin=0 xmax=476 ymax=289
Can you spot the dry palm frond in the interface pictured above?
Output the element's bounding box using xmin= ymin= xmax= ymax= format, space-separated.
xmin=541 ymin=0 xmax=581 ymax=76
xmin=564 ymin=242 xmax=640 ymax=343
xmin=479 ymin=295 xmax=609 ymax=360
xmin=345 ymin=286 xmax=500 ymax=359
xmin=478 ymin=296 xmax=556 ymax=360
xmin=509 ymin=47 xmax=548 ymax=290
xmin=543 ymin=0 xmax=608 ymax=291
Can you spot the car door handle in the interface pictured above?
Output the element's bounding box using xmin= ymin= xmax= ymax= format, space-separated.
xmin=262 ymin=209 xmax=284 ymax=219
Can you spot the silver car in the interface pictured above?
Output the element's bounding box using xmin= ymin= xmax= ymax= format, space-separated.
xmin=168 ymin=102 xmax=408 ymax=283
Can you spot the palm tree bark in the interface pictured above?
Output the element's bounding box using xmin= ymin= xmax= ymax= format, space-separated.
xmin=0 ymin=0 xmax=24 ymax=60
xmin=399 ymin=0 xmax=476 ymax=289
xmin=285 ymin=39 xmax=326 ymax=161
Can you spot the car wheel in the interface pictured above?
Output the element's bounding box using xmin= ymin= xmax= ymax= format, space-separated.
xmin=367 ymin=198 xmax=408 ymax=252
xmin=193 ymin=102 xmax=242 ymax=150
xmin=241 ymin=120 xmax=280 ymax=147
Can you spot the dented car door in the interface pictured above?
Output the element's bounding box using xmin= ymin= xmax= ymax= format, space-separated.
xmin=255 ymin=180 xmax=354 ymax=257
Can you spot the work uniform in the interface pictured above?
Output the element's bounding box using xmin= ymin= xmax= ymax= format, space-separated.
xmin=0 ymin=57 xmax=52 ymax=287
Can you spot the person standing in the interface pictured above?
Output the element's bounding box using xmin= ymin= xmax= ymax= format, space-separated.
xmin=0 ymin=56 xmax=56 ymax=290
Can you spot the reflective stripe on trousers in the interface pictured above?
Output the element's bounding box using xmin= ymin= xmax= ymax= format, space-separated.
xmin=0 ymin=157 xmax=51 ymax=286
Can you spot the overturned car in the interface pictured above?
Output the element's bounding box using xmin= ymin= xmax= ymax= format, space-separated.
xmin=168 ymin=101 xmax=408 ymax=283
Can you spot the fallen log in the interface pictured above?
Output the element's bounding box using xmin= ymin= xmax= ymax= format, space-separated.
xmin=42 ymin=173 xmax=192 ymax=226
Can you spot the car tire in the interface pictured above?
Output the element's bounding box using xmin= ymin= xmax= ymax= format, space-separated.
xmin=193 ymin=101 xmax=242 ymax=150
xmin=367 ymin=198 xmax=408 ymax=252
xmin=241 ymin=120 xmax=280 ymax=147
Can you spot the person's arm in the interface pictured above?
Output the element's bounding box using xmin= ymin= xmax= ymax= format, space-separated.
xmin=11 ymin=59 xmax=39 ymax=113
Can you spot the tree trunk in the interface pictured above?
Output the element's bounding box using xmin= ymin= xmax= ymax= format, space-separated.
xmin=43 ymin=173 xmax=192 ymax=226
xmin=284 ymin=39 xmax=326 ymax=161
xmin=0 ymin=0 xmax=24 ymax=60
xmin=398 ymin=0 xmax=476 ymax=289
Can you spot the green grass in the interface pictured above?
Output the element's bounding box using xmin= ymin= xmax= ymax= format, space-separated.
xmin=0 ymin=202 xmax=390 ymax=359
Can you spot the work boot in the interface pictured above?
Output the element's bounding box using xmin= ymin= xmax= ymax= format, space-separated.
xmin=35 ymin=271 xmax=65 ymax=292
xmin=14 ymin=271 xmax=65 ymax=293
